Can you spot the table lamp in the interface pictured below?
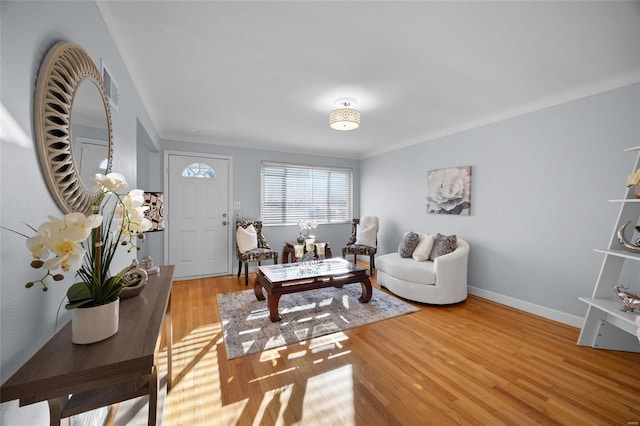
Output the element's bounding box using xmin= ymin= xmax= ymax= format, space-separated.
xmin=140 ymin=192 xmax=165 ymax=274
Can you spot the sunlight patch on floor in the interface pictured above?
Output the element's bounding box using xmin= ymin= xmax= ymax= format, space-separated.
xmin=162 ymin=322 xmax=235 ymax=424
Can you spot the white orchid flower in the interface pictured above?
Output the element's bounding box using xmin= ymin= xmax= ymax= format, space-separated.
xmin=60 ymin=212 xmax=102 ymax=242
xmin=26 ymin=234 xmax=49 ymax=259
xmin=120 ymin=206 xmax=151 ymax=234
xmin=43 ymin=238 xmax=85 ymax=272
xmin=124 ymin=189 xmax=145 ymax=208
xmin=94 ymin=172 xmax=128 ymax=193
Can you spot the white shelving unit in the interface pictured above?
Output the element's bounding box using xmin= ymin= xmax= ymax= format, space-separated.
xmin=577 ymin=146 xmax=640 ymax=352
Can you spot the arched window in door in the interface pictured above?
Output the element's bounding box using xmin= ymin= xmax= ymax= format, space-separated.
xmin=182 ymin=162 xmax=217 ymax=179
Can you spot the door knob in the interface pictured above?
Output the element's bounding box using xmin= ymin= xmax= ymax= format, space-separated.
xmin=222 ymin=221 xmax=227 ymax=226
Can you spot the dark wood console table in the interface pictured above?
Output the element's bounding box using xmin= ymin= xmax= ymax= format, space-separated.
xmin=0 ymin=265 xmax=175 ymax=426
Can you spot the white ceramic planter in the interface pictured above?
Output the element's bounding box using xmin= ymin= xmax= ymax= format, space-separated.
xmin=71 ymin=298 xmax=120 ymax=344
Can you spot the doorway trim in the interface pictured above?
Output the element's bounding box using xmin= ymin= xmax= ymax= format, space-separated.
xmin=163 ymin=149 xmax=234 ymax=277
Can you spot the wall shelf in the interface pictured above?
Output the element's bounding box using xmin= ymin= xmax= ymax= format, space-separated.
xmin=577 ymin=147 xmax=640 ymax=353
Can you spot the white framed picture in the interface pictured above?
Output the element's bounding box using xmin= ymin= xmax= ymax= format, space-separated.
xmin=426 ymin=165 xmax=471 ymax=215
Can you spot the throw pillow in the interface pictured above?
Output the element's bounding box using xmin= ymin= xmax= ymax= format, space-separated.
xmin=429 ymin=233 xmax=457 ymax=260
xmin=355 ymin=223 xmax=377 ymax=247
xmin=236 ymin=224 xmax=258 ymax=253
xmin=398 ymin=232 xmax=420 ymax=258
xmin=412 ymin=233 xmax=435 ymax=261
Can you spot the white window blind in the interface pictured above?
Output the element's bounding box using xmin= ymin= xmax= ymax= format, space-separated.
xmin=260 ymin=161 xmax=352 ymax=225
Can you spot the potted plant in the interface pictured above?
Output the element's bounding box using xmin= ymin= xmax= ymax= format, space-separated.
xmin=20 ymin=173 xmax=151 ymax=343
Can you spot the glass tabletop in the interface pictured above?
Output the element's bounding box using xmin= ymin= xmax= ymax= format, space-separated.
xmin=259 ymin=258 xmax=364 ymax=283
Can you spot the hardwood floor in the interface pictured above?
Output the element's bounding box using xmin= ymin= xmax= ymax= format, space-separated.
xmin=158 ymin=266 xmax=640 ymax=425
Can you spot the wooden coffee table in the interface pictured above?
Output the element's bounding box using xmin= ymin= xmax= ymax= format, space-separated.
xmin=254 ymin=258 xmax=372 ymax=322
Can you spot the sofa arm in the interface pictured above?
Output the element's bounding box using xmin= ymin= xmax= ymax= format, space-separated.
xmin=433 ymin=239 xmax=469 ymax=296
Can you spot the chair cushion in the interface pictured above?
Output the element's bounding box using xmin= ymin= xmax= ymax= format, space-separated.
xmin=355 ymin=223 xmax=377 ymax=247
xmin=377 ymin=253 xmax=436 ymax=285
xmin=237 ymin=224 xmax=258 ymax=253
xmin=240 ymin=247 xmax=278 ymax=262
xmin=398 ymin=232 xmax=420 ymax=258
xmin=344 ymin=244 xmax=377 ymax=256
xmin=412 ymin=234 xmax=435 ymax=261
xmin=429 ymin=233 xmax=457 ymax=260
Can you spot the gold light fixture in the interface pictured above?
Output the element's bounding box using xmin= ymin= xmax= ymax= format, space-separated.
xmin=330 ymin=98 xmax=360 ymax=131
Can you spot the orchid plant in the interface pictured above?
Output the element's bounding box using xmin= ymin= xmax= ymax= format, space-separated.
xmin=20 ymin=173 xmax=151 ymax=309
xmin=297 ymin=219 xmax=318 ymax=232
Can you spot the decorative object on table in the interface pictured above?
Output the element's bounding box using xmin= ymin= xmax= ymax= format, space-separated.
xmin=298 ymin=251 xmax=319 ymax=274
xmin=305 ymin=237 xmax=316 ymax=252
xmin=217 ymin=285 xmax=418 ymax=359
xmin=614 ymin=285 xmax=640 ymax=312
xmin=342 ymin=216 xmax=379 ymax=275
xmin=616 ymin=221 xmax=640 ymax=254
xmin=293 ymin=244 xmax=304 ymax=261
xmin=426 ymin=166 xmax=471 ymax=215
xmin=139 ymin=255 xmax=160 ymax=275
xmin=626 ymin=168 xmax=640 ymax=198
xmin=297 ymin=219 xmax=317 ymax=243
xmin=71 ymin=297 xmax=120 ymax=345
xmin=235 ymin=220 xmax=278 ymax=285
xmin=316 ymin=242 xmax=326 ymax=262
xmin=119 ymin=259 xmax=149 ymax=299
xmin=13 ymin=172 xmax=151 ymax=344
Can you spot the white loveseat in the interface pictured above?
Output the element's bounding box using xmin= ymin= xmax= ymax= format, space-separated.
xmin=376 ymin=239 xmax=469 ymax=304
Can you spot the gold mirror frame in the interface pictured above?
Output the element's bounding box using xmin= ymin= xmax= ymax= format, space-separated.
xmin=34 ymin=41 xmax=113 ymax=214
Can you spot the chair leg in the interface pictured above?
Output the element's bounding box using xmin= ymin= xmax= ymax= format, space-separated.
xmin=237 ymin=261 xmax=242 ymax=278
xmin=370 ymin=255 xmax=374 ymax=276
xmin=353 ymin=254 xmax=357 ymax=264
xmin=244 ymin=262 xmax=249 ymax=286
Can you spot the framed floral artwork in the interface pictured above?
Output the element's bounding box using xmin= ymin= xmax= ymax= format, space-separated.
xmin=426 ymin=166 xmax=471 ymax=215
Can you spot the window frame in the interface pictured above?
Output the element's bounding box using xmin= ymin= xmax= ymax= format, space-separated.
xmin=260 ymin=161 xmax=353 ymax=226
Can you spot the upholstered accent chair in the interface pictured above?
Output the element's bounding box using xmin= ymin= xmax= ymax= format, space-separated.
xmin=342 ymin=216 xmax=379 ymax=276
xmin=235 ymin=220 xmax=278 ymax=286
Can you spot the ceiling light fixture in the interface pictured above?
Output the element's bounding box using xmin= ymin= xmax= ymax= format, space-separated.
xmin=329 ymin=98 xmax=360 ymax=131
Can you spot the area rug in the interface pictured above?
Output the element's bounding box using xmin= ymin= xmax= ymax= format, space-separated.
xmin=217 ymin=285 xmax=419 ymax=359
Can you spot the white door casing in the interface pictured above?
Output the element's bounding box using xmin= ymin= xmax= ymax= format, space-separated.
xmin=166 ymin=152 xmax=231 ymax=279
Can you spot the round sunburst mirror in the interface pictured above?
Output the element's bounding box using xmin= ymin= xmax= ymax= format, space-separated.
xmin=34 ymin=41 xmax=113 ymax=214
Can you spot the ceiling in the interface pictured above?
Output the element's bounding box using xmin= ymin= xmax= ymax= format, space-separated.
xmin=96 ymin=1 xmax=640 ymax=159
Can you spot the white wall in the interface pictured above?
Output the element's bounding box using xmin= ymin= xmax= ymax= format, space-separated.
xmin=0 ymin=1 xmax=158 ymax=424
xmin=360 ymin=83 xmax=640 ymax=323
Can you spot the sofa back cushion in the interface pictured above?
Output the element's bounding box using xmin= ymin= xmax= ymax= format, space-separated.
xmin=412 ymin=234 xmax=435 ymax=261
xmin=429 ymin=233 xmax=457 ymax=260
xmin=398 ymin=232 xmax=420 ymax=258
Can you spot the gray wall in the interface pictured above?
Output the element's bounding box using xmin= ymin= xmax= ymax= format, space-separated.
xmin=360 ymin=83 xmax=640 ymax=322
xmin=0 ymin=1 xmax=159 ymax=424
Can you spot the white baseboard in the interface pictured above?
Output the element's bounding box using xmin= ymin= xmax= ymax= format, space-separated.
xmin=468 ymin=285 xmax=584 ymax=328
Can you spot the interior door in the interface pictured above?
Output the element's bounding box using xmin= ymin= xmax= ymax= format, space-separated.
xmin=167 ymin=154 xmax=230 ymax=278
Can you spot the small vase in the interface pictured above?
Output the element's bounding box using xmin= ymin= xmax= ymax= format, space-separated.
xmin=71 ymin=298 xmax=119 ymax=344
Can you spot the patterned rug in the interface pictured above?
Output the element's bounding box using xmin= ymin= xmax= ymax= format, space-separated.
xmin=217 ymin=285 xmax=419 ymax=359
